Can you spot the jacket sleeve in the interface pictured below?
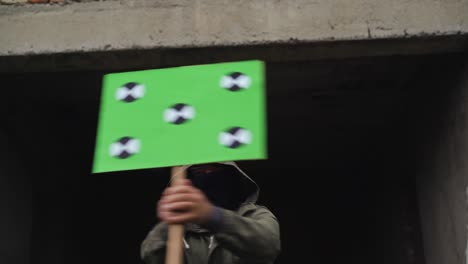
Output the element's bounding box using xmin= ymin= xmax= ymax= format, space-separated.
xmin=140 ymin=222 xmax=168 ymax=264
xmin=214 ymin=205 xmax=281 ymax=262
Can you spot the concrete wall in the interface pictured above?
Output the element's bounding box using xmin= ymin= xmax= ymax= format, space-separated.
xmin=0 ymin=0 xmax=467 ymax=56
xmin=1 ymin=1 xmax=468 ymax=264
xmin=413 ymin=58 xmax=468 ymax=264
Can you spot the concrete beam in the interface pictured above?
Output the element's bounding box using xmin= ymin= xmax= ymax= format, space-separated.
xmin=2 ymin=36 xmax=468 ymax=73
xmin=0 ymin=0 xmax=467 ymax=56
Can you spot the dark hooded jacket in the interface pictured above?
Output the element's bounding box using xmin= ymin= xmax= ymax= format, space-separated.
xmin=140 ymin=162 xmax=281 ymax=264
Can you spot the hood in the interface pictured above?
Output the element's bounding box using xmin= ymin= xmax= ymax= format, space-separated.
xmin=213 ymin=161 xmax=259 ymax=204
xmin=169 ymin=161 xmax=259 ymax=205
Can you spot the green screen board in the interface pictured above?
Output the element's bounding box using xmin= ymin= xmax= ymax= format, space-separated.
xmin=92 ymin=60 xmax=267 ymax=173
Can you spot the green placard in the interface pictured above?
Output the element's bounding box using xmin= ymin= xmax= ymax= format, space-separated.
xmin=92 ymin=60 xmax=267 ymax=173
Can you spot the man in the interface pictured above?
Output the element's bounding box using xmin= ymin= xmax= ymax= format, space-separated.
xmin=140 ymin=161 xmax=281 ymax=264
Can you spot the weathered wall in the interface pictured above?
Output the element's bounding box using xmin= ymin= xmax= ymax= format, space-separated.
xmin=412 ymin=58 xmax=468 ymax=264
xmin=0 ymin=0 xmax=467 ymax=56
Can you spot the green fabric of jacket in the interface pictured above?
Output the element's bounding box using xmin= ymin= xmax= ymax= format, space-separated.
xmin=140 ymin=162 xmax=281 ymax=264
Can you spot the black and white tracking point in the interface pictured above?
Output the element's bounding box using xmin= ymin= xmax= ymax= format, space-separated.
xmin=219 ymin=127 xmax=252 ymax=148
xmin=164 ymin=103 xmax=196 ymax=125
xmin=116 ymin=82 xmax=145 ymax=102
xmin=109 ymin=136 xmax=141 ymax=159
xmin=220 ymin=72 xmax=251 ymax=91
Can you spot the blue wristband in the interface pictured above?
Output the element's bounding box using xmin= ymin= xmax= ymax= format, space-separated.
xmin=205 ymin=206 xmax=223 ymax=232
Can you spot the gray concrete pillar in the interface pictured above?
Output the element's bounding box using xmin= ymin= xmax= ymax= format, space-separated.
xmin=415 ymin=59 xmax=468 ymax=264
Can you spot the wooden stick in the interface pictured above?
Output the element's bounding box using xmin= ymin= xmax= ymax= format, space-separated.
xmin=165 ymin=166 xmax=186 ymax=264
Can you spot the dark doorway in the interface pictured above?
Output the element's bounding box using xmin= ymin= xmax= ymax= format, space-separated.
xmin=3 ymin=52 xmax=465 ymax=264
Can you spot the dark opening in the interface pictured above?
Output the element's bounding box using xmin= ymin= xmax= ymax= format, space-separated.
xmin=2 ymin=52 xmax=466 ymax=264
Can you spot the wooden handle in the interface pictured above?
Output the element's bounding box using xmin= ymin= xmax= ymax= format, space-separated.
xmin=165 ymin=166 xmax=187 ymax=264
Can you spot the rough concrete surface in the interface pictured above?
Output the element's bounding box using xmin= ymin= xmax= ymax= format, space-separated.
xmin=0 ymin=0 xmax=467 ymax=56
xmin=0 ymin=0 xmax=28 ymax=4
xmin=0 ymin=0 xmax=98 ymax=4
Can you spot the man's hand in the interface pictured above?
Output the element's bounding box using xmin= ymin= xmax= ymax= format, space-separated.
xmin=158 ymin=179 xmax=214 ymax=225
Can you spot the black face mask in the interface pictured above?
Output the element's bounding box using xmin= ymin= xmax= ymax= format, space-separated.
xmin=188 ymin=165 xmax=243 ymax=210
